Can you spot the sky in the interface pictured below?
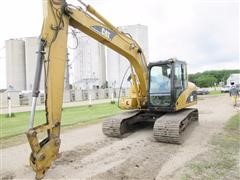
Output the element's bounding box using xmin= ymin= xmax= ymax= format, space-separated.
xmin=0 ymin=0 xmax=239 ymax=89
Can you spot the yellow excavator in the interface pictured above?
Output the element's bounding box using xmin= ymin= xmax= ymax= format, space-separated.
xmin=26 ymin=0 xmax=198 ymax=179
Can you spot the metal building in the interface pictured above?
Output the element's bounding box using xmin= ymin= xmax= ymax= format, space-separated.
xmin=73 ymin=31 xmax=106 ymax=90
xmin=227 ymin=74 xmax=240 ymax=86
xmin=107 ymin=24 xmax=149 ymax=88
xmin=5 ymin=39 xmax=26 ymax=91
xmin=25 ymin=37 xmax=45 ymax=91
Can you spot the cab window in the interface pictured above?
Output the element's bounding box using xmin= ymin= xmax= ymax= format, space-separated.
xmin=150 ymin=65 xmax=171 ymax=94
xmin=174 ymin=63 xmax=187 ymax=97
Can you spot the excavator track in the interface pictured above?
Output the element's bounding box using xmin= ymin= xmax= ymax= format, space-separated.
xmin=102 ymin=111 xmax=148 ymax=137
xmin=153 ymin=108 xmax=198 ymax=144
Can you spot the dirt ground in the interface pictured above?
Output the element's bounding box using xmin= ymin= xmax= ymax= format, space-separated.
xmin=0 ymin=94 xmax=239 ymax=180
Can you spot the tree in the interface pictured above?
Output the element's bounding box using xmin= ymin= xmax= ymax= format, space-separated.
xmin=195 ymin=75 xmax=217 ymax=87
xmin=188 ymin=69 xmax=240 ymax=87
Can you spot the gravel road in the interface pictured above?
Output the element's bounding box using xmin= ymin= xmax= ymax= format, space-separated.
xmin=0 ymin=94 xmax=238 ymax=179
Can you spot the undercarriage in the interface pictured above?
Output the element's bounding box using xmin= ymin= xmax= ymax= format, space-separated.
xmin=102 ymin=108 xmax=199 ymax=144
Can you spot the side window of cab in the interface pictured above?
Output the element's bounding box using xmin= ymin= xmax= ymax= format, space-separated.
xmin=174 ymin=63 xmax=187 ymax=98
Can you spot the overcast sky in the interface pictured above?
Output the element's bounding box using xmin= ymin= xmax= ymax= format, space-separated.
xmin=0 ymin=0 xmax=239 ymax=88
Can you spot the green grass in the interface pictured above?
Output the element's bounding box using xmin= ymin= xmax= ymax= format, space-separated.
xmin=0 ymin=103 xmax=122 ymax=139
xmin=225 ymin=113 xmax=240 ymax=130
xmin=181 ymin=113 xmax=240 ymax=180
xmin=209 ymin=90 xmax=222 ymax=95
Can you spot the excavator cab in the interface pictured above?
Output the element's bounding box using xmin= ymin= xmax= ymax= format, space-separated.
xmin=148 ymin=59 xmax=189 ymax=112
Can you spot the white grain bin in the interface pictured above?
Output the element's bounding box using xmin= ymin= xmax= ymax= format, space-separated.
xmin=5 ymin=39 xmax=26 ymax=91
xmin=24 ymin=37 xmax=45 ymax=91
xmin=107 ymin=24 xmax=149 ymax=88
xmin=73 ymin=32 xmax=106 ymax=90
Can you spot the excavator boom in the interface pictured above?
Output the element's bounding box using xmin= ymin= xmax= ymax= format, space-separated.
xmin=26 ymin=0 xmax=148 ymax=179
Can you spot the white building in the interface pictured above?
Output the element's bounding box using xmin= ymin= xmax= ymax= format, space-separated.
xmin=5 ymin=39 xmax=26 ymax=91
xmin=227 ymin=73 xmax=240 ymax=86
xmin=72 ymin=32 xmax=106 ymax=90
xmin=106 ymin=24 xmax=149 ymax=88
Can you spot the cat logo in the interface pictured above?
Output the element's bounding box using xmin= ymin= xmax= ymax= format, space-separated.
xmin=91 ymin=25 xmax=116 ymax=40
xmin=101 ymin=28 xmax=111 ymax=39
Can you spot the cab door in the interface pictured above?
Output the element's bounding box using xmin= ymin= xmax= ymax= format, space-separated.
xmin=148 ymin=62 xmax=173 ymax=110
xmin=173 ymin=62 xmax=188 ymax=101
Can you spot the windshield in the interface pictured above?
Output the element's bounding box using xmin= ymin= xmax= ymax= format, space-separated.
xmin=149 ymin=64 xmax=172 ymax=107
xmin=150 ymin=65 xmax=171 ymax=94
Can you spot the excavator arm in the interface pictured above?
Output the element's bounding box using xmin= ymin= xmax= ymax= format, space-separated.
xmin=26 ymin=0 xmax=148 ymax=179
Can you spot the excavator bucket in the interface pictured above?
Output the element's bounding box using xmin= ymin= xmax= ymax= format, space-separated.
xmin=26 ymin=125 xmax=61 ymax=179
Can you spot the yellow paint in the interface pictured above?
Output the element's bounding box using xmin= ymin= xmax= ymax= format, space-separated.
xmin=27 ymin=1 xmax=198 ymax=178
xmin=175 ymin=82 xmax=197 ymax=110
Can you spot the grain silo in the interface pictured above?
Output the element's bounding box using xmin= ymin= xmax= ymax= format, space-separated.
xmin=25 ymin=37 xmax=45 ymax=91
xmin=107 ymin=24 xmax=149 ymax=88
xmin=5 ymin=39 xmax=26 ymax=91
xmin=73 ymin=32 xmax=106 ymax=90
